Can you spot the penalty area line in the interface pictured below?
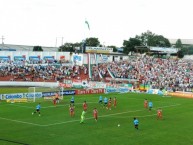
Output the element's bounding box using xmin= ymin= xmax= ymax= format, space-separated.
xmin=0 ymin=103 xmax=181 ymax=127
xmin=0 ymin=117 xmax=42 ymax=126
xmin=42 ymin=103 xmax=181 ymax=127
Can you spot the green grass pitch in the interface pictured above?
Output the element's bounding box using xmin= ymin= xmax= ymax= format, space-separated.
xmin=0 ymin=90 xmax=193 ymax=145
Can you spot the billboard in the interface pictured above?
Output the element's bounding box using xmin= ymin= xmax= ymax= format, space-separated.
xmin=43 ymin=56 xmax=55 ymax=63
xmin=72 ymin=54 xmax=83 ymax=66
xmin=0 ymin=56 xmax=10 ymax=62
xmin=14 ymin=56 xmax=26 ymax=61
xmin=29 ymin=56 xmax=40 ymax=61
xmin=86 ymin=47 xmax=113 ymax=53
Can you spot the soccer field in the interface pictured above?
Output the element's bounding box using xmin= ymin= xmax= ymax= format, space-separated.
xmin=0 ymin=92 xmax=193 ymax=145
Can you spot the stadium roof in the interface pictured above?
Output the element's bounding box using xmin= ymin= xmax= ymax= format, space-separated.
xmin=169 ymin=39 xmax=193 ymax=45
xmin=0 ymin=44 xmax=59 ymax=51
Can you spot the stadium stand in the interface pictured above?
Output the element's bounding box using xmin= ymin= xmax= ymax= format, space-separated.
xmin=0 ymin=50 xmax=192 ymax=92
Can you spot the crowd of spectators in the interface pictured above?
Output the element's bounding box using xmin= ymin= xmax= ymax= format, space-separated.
xmin=0 ymin=55 xmax=193 ymax=92
xmin=0 ymin=60 xmax=88 ymax=82
xmin=105 ymin=56 xmax=193 ymax=92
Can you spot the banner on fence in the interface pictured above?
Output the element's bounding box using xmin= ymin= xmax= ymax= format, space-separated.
xmin=139 ymin=84 xmax=150 ymax=91
xmin=42 ymin=91 xmax=58 ymax=97
xmin=61 ymin=90 xmax=76 ymax=95
xmin=118 ymin=87 xmax=129 ymax=93
xmin=3 ymin=93 xmax=23 ymax=99
xmin=167 ymin=92 xmax=193 ymax=98
xmin=25 ymin=92 xmax=42 ymax=98
xmin=105 ymin=88 xmax=119 ymax=93
xmin=147 ymin=89 xmax=163 ymax=95
xmin=76 ymin=88 xmax=104 ymax=95
xmin=60 ymin=79 xmax=72 ymax=88
xmin=7 ymin=98 xmax=27 ymax=103
xmin=89 ymin=82 xmax=106 ymax=89
xmin=72 ymin=79 xmax=83 ymax=88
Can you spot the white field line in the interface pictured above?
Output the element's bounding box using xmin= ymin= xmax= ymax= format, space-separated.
xmin=0 ymin=117 xmax=42 ymax=126
xmin=0 ymin=104 xmax=181 ymax=127
xmin=42 ymin=103 xmax=181 ymax=127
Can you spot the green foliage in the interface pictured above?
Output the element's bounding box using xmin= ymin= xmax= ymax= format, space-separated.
xmin=123 ymin=38 xmax=141 ymax=54
xmin=175 ymin=39 xmax=183 ymax=48
xmin=107 ymin=45 xmax=117 ymax=52
xmin=85 ymin=37 xmax=100 ymax=47
xmin=0 ymin=91 xmax=193 ymax=145
xmin=181 ymin=45 xmax=193 ymax=55
xmin=59 ymin=42 xmax=81 ymax=52
xmin=33 ymin=46 xmax=43 ymax=51
xmin=177 ymin=50 xmax=184 ymax=58
xmin=135 ymin=30 xmax=171 ymax=47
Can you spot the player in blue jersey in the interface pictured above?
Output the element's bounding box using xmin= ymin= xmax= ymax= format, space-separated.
xmin=148 ymin=101 xmax=153 ymax=111
xmin=103 ymin=97 xmax=108 ymax=109
xmin=133 ymin=117 xmax=139 ymax=130
xmin=99 ymin=95 xmax=103 ymax=104
xmin=32 ymin=103 xmax=41 ymax=116
xmin=70 ymin=96 xmax=75 ymax=106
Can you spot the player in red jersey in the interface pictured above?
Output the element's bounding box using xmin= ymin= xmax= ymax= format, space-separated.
xmin=108 ymin=97 xmax=112 ymax=110
xmin=55 ymin=93 xmax=60 ymax=104
xmin=83 ymin=101 xmax=88 ymax=111
xmin=157 ymin=108 xmax=162 ymax=120
xmin=69 ymin=104 xmax=75 ymax=117
xmin=144 ymin=99 xmax=148 ymax=109
xmin=93 ymin=108 xmax=98 ymax=122
xmin=113 ymin=97 xmax=117 ymax=108
xmin=53 ymin=96 xmax=56 ymax=106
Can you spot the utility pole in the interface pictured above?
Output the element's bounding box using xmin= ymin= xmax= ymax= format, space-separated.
xmin=1 ymin=36 xmax=5 ymax=44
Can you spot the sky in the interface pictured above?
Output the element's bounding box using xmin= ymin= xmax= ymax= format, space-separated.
xmin=0 ymin=0 xmax=192 ymax=47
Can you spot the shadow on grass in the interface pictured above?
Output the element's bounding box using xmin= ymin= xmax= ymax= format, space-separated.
xmin=0 ymin=138 xmax=30 ymax=145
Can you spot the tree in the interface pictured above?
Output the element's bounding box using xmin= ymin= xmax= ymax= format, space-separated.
xmin=59 ymin=43 xmax=75 ymax=52
xmin=33 ymin=46 xmax=43 ymax=51
xmin=85 ymin=37 xmax=100 ymax=47
xmin=135 ymin=30 xmax=155 ymax=46
xmin=135 ymin=30 xmax=171 ymax=47
xmin=123 ymin=38 xmax=141 ymax=54
xmin=177 ymin=50 xmax=184 ymax=58
xmin=107 ymin=45 xmax=117 ymax=52
xmin=175 ymin=39 xmax=183 ymax=49
xmin=181 ymin=45 xmax=193 ymax=55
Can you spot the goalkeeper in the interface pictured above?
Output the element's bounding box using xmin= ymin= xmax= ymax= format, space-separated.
xmin=80 ymin=110 xmax=86 ymax=123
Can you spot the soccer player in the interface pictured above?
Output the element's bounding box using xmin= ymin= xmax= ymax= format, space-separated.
xmin=83 ymin=101 xmax=88 ymax=111
xmin=55 ymin=93 xmax=60 ymax=104
xmin=53 ymin=96 xmax=56 ymax=106
xmin=148 ymin=100 xmax=153 ymax=111
xmin=99 ymin=95 xmax=103 ymax=104
xmin=93 ymin=108 xmax=98 ymax=122
xmin=80 ymin=110 xmax=86 ymax=123
xmin=32 ymin=103 xmax=41 ymax=116
xmin=69 ymin=104 xmax=75 ymax=117
xmin=70 ymin=96 xmax=75 ymax=106
xmin=113 ymin=97 xmax=117 ymax=108
xmin=133 ymin=117 xmax=139 ymax=130
xmin=157 ymin=108 xmax=162 ymax=120
xmin=108 ymin=97 xmax=112 ymax=110
xmin=144 ymin=99 xmax=148 ymax=109
xmin=103 ymin=97 xmax=108 ymax=109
